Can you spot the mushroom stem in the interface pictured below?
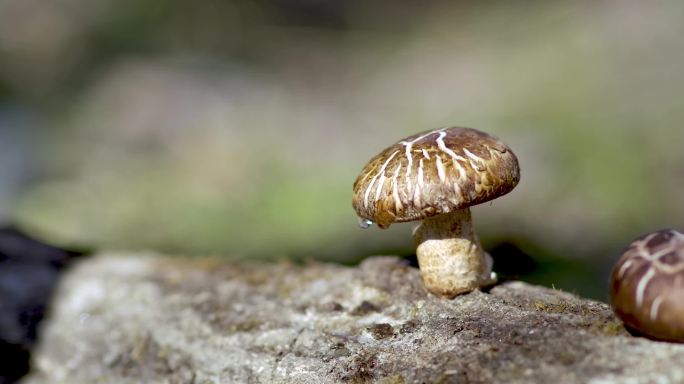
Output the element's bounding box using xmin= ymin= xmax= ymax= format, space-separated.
xmin=412 ymin=208 xmax=496 ymax=298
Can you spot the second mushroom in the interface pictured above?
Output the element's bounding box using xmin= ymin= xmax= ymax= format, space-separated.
xmin=352 ymin=127 xmax=520 ymax=298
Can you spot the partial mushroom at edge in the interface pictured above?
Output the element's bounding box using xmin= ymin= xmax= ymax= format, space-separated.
xmin=352 ymin=127 xmax=520 ymax=298
xmin=610 ymin=229 xmax=684 ymax=342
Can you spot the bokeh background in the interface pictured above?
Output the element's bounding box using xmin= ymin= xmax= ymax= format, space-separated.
xmin=1 ymin=0 xmax=683 ymax=300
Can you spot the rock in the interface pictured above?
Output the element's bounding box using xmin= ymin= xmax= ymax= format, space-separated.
xmin=27 ymin=253 xmax=684 ymax=383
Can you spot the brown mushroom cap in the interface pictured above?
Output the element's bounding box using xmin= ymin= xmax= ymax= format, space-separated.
xmin=352 ymin=127 xmax=520 ymax=228
xmin=610 ymin=229 xmax=684 ymax=342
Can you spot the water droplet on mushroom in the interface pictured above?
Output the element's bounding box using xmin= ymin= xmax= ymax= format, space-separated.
xmin=358 ymin=217 xmax=374 ymax=229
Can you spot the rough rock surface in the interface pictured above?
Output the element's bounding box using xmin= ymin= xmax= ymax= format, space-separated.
xmin=27 ymin=253 xmax=684 ymax=384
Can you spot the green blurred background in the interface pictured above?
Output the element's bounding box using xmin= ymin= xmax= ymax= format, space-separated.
xmin=1 ymin=0 xmax=683 ymax=300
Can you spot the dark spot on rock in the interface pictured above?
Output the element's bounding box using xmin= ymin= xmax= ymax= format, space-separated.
xmin=442 ymin=317 xmax=465 ymax=334
xmin=335 ymin=352 xmax=377 ymax=382
xmin=507 ymin=330 xmax=524 ymax=345
xmin=294 ymin=304 xmax=308 ymax=314
xmin=351 ymin=301 xmax=381 ymax=316
xmin=330 ymin=342 xmax=352 ymax=358
xmin=367 ymin=323 xmax=394 ymax=339
xmin=399 ymin=320 xmax=421 ymax=334
xmin=320 ymin=302 xmax=345 ymax=312
xmin=557 ymin=351 xmax=579 ymax=366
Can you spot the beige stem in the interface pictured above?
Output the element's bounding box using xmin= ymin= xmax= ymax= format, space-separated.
xmin=413 ymin=208 xmax=496 ymax=298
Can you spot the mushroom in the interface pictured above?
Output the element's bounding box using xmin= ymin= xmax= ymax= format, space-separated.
xmin=352 ymin=127 xmax=520 ymax=298
xmin=610 ymin=229 xmax=684 ymax=342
